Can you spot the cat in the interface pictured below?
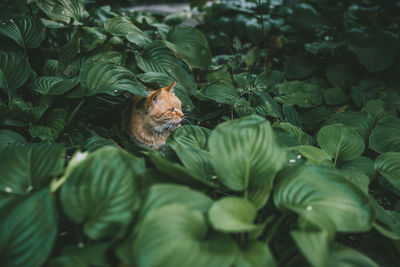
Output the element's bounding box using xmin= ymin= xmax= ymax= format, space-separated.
xmin=122 ymin=81 xmax=184 ymax=149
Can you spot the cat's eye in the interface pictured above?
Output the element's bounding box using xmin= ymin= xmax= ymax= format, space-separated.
xmin=168 ymin=108 xmax=175 ymax=112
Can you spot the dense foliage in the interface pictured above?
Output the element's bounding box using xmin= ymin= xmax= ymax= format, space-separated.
xmin=1 ymin=0 xmax=400 ymax=266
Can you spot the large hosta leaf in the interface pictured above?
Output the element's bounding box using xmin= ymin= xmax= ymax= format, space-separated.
xmin=328 ymin=244 xmax=379 ymax=267
xmin=209 ymin=197 xmax=259 ymax=233
xmin=369 ymin=117 xmax=400 ymax=153
xmin=196 ymin=81 xmax=238 ymax=104
xmin=164 ymin=26 xmax=212 ymax=70
xmin=139 ymin=184 xmax=213 ymax=220
xmin=79 ymin=60 xmax=149 ymax=97
xmin=317 ymin=124 xmax=365 ymax=162
xmin=0 ymin=51 xmax=31 ymax=93
xmin=236 ymin=241 xmax=277 ymax=267
xmin=134 ymin=204 xmax=238 ymax=267
xmin=174 ymin=148 xmax=215 ymax=181
xmin=284 ymin=53 xmax=316 ymax=79
xmin=31 ymin=76 xmax=79 ymax=95
xmin=209 ymin=115 xmax=286 ymax=191
xmin=0 ymin=129 xmax=26 ymax=148
xmin=346 ymin=32 xmax=397 ymax=72
xmin=326 ymin=62 xmax=361 ymax=89
xmin=33 ymin=0 xmax=87 ymax=25
xmin=168 ymin=125 xmax=211 ymax=150
xmin=135 ymin=41 xmax=195 ymax=95
xmin=323 ymin=87 xmax=351 ymax=105
xmin=273 ymin=122 xmax=314 ymax=146
xmin=291 ymin=230 xmax=329 ymax=267
xmin=0 ymin=16 xmax=45 ymax=49
xmin=60 ymin=147 xmax=145 ymax=240
xmin=0 ymin=143 xmax=65 ymax=194
xmin=323 ymin=111 xmax=372 ymax=140
xmin=148 ymin=152 xmax=216 ymax=188
xmin=0 ymin=189 xmax=57 ymax=267
xmin=104 ymin=16 xmax=149 ymax=47
xmin=275 ymin=81 xmax=322 ymax=108
xmin=287 ymin=3 xmax=326 ymax=31
xmin=289 ymin=145 xmax=332 ymax=165
xmin=375 ymin=152 xmax=400 ymax=189
xmin=274 ymin=165 xmax=374 ymax=232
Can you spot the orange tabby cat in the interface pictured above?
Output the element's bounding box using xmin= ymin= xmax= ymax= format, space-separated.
xmin=122 ymin=81 xmax=184 ymax=149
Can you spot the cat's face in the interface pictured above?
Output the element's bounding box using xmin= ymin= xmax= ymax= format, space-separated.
xmin=145 ymin=81 xmax=184 ymax=133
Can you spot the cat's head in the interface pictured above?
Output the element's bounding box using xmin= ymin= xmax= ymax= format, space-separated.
xmin=145 ymin=81 xmax=184 ymax=133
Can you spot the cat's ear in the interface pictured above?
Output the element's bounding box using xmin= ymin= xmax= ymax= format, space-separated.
xmin=149 ymin=89 xmax=162 ymax=105
xmin=162 ymin=81 xmax=176 ymax=93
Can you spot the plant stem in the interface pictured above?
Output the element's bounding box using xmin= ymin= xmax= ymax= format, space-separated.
xmin=50 ymin=173 xmax=68 ymax=193
xmin=265 ymin=212 xmax=287 ymax=243
xmin=66 ymin=98 xmax=85 ymax=128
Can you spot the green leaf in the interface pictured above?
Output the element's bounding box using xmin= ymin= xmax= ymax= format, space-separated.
xmin=0 ymin=129 xmax=26 ymax=148
xmin=196 ymin=81 xmax=238 ymax=104
xmin=139 ymin=184 xmax=213 ymax=220
xmin=0 ymin=189 xmax=57 ymax=267
xmin=323 ymin=87 xmax=350 ymax=105
xmin=351 ymin=77 xmax=384 ymax=108
xmin=135 ymin=41 xmax=195 ymax=95
xmin=329 ymin=244 xmax=379 ymax=267
xmin=60 ymin=147 xmax=144 ymax=240
xmin=148 ymin=152 xmax=217 ymax=188
xmin=275 ymin=81 xmax=322 ymax=108
xmin=326 ymin=62 xmax=361 ymax=89
xmin=79 ymin=60 xmax=149 ymax=97
xmin=175 ymin=148 xmax=215 ymax=181
xmin=362 ymin=99 xmax=397 ymax=126
xmin=273 ymin=122 xmax=314 ymax=146
xmin=209 ymin=115 xmax=286 ymax=191
xmin=305 ymin=41 xmax=345 ymax=55
xmin=288 ymin=3 xmax=327 ymax=31
xmin=0 ymin=16 xmax=45 ymax=49
xmin=291 ymin=230 xmax=329 ymax=267
xmin=0 ymin=143 xmax=65 ymax=194
xmin=47 ymin=108 xmax=67 ymax=137
xmin=104 ymin=16 xmax=149 ymax=47
xmin=369 ymin=117 xmax=400 ymax=153
xmin=289 ymin=145 xmax=332 ymax=165
xmin=284 ymin=53 xmax=316 ymax=79
xmin=255 ymin=69 xmax=284 ymax=91
xmin=164 ymin=26 xmax=212 ymax=70
xmin=43 ymin=59 xmax=59 ymax=76
xmin=317 ymin=124 xmax=365 ymax=162
xmin=134 ymin=204 xmax=238 ymax=267
xmin=323 ymin=111 xmax=372 ymax=140
xmin=340 ymin=167 xmax=370 ymax=194
xmin=33 ymin=0 xmax=87 ymax=25
xmin=373 ymin=200 xmax=400 ymax=240
xmin=168 ymin=125 xmax=211 ymax=150
xmin=0 ymin=51 xmax=31 ymax=93
xmin=340 ymin=156 xmax=376 ymax=178
xmin=78 ymin=26 xmax=106 ymax=52
xmin=29 ymin=125 xmax=58 ymax=141
xmin=30 ymin=76 xmax=79 ymax=95
xmin=206 ymin=64 xmax=231 ymax=82
xmin=274 ymin=165 xmax=374 ymax=232
xmin=236 ymin=241 xmax=277 ymax=267
xmin=346 ymin=32 xmax=397 ymax=72
xmin=209 ymin=197 xmax=259 ymax=233
xmin=247 ymin=182 xmax=274 ymax=210
xmin=234 ymin=91 xmax=283 ymax=119
xmin=375 ymin=152 xmax=400 ymax=189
